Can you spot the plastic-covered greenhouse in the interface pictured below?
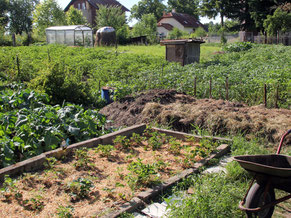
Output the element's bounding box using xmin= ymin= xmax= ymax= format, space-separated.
xmin=46 ymin=25 xmax=93 ymax=46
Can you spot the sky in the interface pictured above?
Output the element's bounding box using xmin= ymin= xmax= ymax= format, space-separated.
xmin=57 ymin=0 xmax=220 ymax=26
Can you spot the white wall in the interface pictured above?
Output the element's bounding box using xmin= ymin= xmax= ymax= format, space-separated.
xmin=159 ymin=18 xmax=194 ymax=34
xmin=157 ymin=26 xmax=170 ymax=37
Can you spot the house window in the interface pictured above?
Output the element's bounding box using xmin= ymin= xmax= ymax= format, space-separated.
xmin=78 ymin=3 xmax=81 ymax=9
xmin=82 ymin=3 xmax=86 ymax=10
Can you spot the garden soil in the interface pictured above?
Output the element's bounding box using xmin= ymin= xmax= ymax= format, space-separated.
xmin=100 ymin=89 xmax=291 ymax=146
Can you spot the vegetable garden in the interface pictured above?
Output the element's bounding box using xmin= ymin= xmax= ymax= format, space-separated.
xmin=0 ymin=127 xmax=221 ymax=217
xmin=0 ymin=43 xmax=290 ymax=108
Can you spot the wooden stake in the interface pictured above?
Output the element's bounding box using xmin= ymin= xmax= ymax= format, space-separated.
xmin=48 ymin=49 xmax=51 ymax=62
xmin=275 ymin=84 xmax=279 ymax=108
xmin=209 ymin=78 xmax=212 ymax=99
xmin=16 ymin=55 xmax=20 ymax=80
xmin=264 ymin=84 xmax=267 ymax=107
xmin=194 ymin=76 xmax=197 ymax=98
xmin=226 ymin=77 xmax=229 ymax=100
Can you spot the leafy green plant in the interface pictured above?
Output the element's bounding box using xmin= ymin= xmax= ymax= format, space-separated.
xmin=113 ymin=135 xmax=131 ymax=150
xmin=126 ymin=158 xmax=159 ymax=189
xmin=56 ymin=205 xmax=74 ymax=218
xmin=95 ymin=144 xmax=115 ymax=158
xmin=44 ymin=157 xmax=58 ymax=169
xmin=74 ymin=148 xmax=91 ymax=170
xmin=23 ymin=196 xmax=45 ymax=211
xmin=130 ymin=133 xmax=144 ymax=146
xmin=223 ymin=42 xmax=253 ymax=52
xmin=147 ymin=131 xmax=167 ymax=150
xmin=66 ymin=177 xmax=94 ymax=201
xmin=0 ymin=175 xmax=20 ymax=202
xmin=168 ymin=137 xmax=182 ymax=155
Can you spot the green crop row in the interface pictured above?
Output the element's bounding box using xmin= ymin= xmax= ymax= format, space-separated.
xmin=0 ymin=43 xmax=290 ymax=108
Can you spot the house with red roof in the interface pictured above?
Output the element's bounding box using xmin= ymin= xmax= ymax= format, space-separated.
xmin=157 ymin=10 xmax=206 ymax=38
xmin=64 ymin=0 xmax=129 ymax=27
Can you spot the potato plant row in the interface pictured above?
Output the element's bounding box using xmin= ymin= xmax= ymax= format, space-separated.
xmin=0 ymin=43 xmax=290 ymax=108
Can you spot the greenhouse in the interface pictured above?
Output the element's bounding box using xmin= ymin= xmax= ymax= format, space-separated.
xmin=46 ymin=25 xmax=93 ymax=47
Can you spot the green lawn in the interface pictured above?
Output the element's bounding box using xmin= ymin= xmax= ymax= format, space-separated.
xmin=93 ymin=43 xmax=222 ymax=61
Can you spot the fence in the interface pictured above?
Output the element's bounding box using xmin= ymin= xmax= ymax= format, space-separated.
xmin=253 ymin=35 xmax=291 ymax=46
xmin=205 ymin=34 xmax=239 ymax=43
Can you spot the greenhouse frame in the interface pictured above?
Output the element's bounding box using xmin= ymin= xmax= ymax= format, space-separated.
xmin=46 ymin=25 xmax=94 ymax=47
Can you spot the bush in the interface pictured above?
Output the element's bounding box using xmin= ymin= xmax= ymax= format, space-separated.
xmin=167 ymin=28 xmax=189 ymax=40
xmin=223 ymin=42 xmax=253 ymax=52
xmin=191 ymin=27 xmax=207 ymax=38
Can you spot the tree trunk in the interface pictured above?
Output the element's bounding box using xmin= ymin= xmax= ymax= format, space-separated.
xmin=220 ymin=13 xmax=225 ymax=44
xmin=12 ymin=33 xmax=16 ymax=47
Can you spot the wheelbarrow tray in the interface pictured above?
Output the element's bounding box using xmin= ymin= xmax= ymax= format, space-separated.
xmin=234 ymin=155 xmax=291 ymax=192
xmin=234 ymin=155 xmax=291 ymax=178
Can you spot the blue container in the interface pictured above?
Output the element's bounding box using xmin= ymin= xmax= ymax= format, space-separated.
xmin=101 ymin=88 xmax=112 ymax=104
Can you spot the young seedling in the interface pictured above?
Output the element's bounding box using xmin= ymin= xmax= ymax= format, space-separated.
xmin=66 ymin=177 xmax=94 ymax=201
xmin=113 ymin=135 xmax=131 ymax=150
xmin=168 ymin=137 xmax=182 ymax=155
xmin=74 ymin=148 xmax=92 ymax=170
xmin=126 ymin=158 xmax=160 ymax=190
xmin=56 ymin=205 xmax=74 ymax=218
xmin=95 ymin=144 xmax=115 ymax=158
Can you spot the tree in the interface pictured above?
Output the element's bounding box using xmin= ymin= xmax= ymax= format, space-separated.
xmin=33 ymin=0 xmax=65 ymax=36
xmin=96 ymin=5 xmax=126 ymax=30
xmin=131 ymin=13 xmax=157 ymax=43
xmin=248 ymin=0 xmax=286 ymax=32
xmin=8 ymin=0 xmax=38 ymax=35
xmin=0 ymin=0 xmax=9 ymax=28
xmin=168 ymin=0 xmax=199 ymax=19
xmin=199 ymin=0 xmax=231 ymax=43
xmin=95 ymin=5 xmax=128 ymax=43
xmin=66 ymin=6 xmax=87 ymax=25
xmin=130 ymin=0 xmax=166 ymax=21
xmin=263 ymin=7 xmax=291 ymax=36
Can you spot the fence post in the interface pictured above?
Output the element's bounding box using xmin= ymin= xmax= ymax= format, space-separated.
xmin=226 ymin=77 xmax=229 ymax=101
xmin=209 ymin=78 xmax=212 ymax=99
xmin=194 ymin=76 xmax=197 ymax=98
xmin=264 ymin=84 xmax=267 ymax=107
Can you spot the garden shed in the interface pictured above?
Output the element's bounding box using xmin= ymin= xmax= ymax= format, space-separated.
xmin=46 ymin=25 xmax=93 ymax=47
xmin=161 ymin=39 xmax=205 ymax=66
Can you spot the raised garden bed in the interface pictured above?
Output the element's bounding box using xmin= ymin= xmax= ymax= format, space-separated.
xmin=0 ymin=124 xmax=231 ymax=217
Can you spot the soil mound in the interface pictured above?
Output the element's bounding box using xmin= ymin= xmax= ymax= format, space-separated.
xmin=100 ymin=89 xmax=291 ymax=145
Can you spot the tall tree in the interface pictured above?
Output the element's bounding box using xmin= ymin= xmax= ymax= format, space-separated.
xmin=263 ymin=7 xmax=291 ymax=36
xmin=95 ymin=5 xmax=128 ymax=43
xmin=8 ymin=0 xmax=39 ymax=35
xmin=248 ymin=0 xmax=286 ymax=32
xmin=131 ymin=0 xmax=166 ymax=20
xmin=131 ymin=13 xmax=157 ymax=43
xmin=200 ymin=0 xmax=232 ymax=43
xmin=66 ymin=6 xmax=87 ymax=25
xmin=0 ymin=0 xmax=9 ymax=28
xmin=95 ymin=5 xmax=126 ymax=31
xmin=168 ymin=0 xmax=200 ymax=19
xmin=33 ymin=0 xmax=65 ymax=36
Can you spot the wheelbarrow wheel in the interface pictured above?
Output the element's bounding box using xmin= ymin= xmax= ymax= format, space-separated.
xmin=245 ymin=183 xmax=275 ymax=218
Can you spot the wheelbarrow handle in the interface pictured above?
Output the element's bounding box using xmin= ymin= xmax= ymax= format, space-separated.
xmin=277 ymin=129 xmax=291 ymax=154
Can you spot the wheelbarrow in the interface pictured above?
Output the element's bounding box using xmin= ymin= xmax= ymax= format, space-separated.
xmin=234 ymin=129 xmax=291 ymax=218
